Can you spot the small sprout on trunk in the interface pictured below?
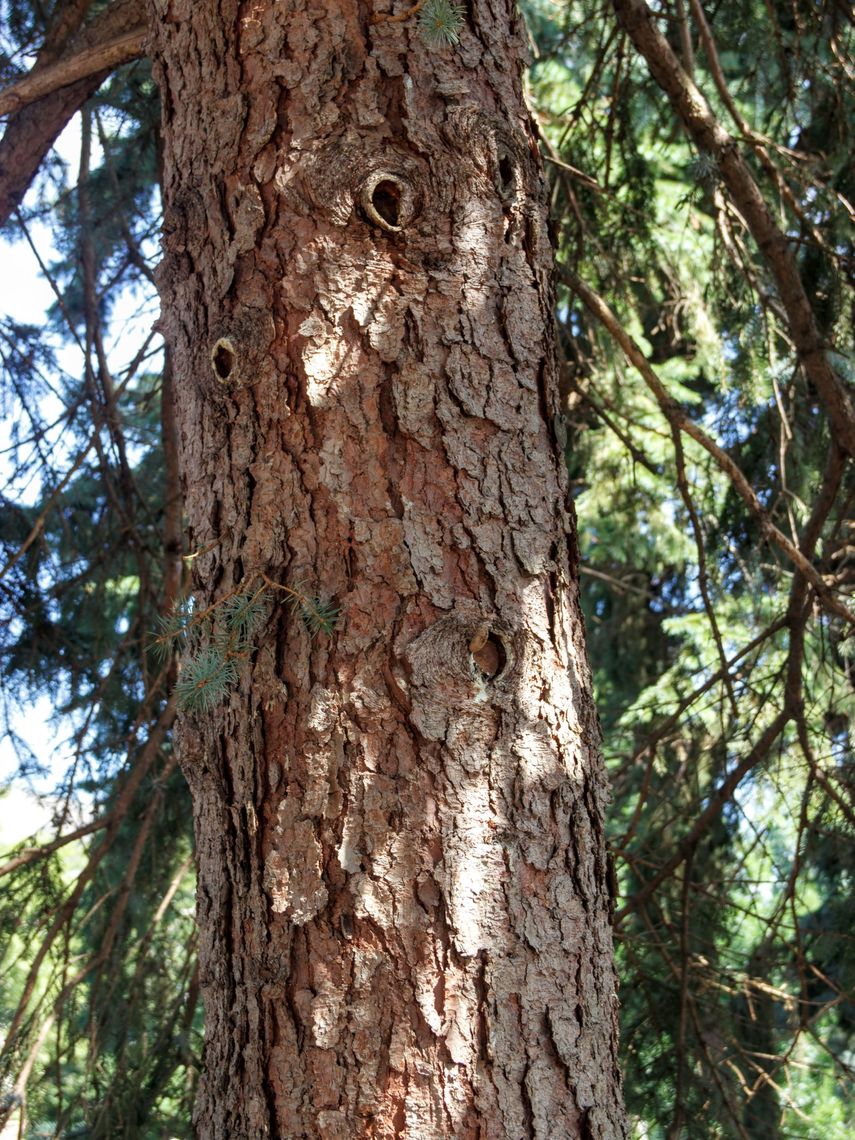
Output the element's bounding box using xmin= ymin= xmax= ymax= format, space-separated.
xmin=418 ymin=0 xmax=465 ymax=48
xmin=152 ymin=575 xmax=338 ymax=711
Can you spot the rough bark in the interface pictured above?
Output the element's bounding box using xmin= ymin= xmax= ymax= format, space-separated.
xmin=148 ymin=1 xmax=627 ymax=1136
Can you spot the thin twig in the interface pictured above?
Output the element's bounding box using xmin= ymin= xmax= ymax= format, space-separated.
xmin=564 ymin=268 xmax=854 ymax=626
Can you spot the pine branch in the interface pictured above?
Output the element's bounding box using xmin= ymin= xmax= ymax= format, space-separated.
xmin=157 ymin=575 xmax=338 ymax=711
xmin=0 ymin=28 xmax=147 ymax=118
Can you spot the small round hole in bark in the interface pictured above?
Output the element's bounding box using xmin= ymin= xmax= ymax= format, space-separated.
xmin=211 ymin=337 xmax=237 ymax=383
xmin=360 ymin=171 xmax=410 ymax=233
xmin=470 ymin=630 xmax=507 ymax=681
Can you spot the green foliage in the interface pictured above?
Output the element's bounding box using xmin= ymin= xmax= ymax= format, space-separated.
xmin=154 ymin=579 xmax=337 ymax=712
xmin=526 ymin=0 xmax=854 ymax=1134
xmin=417 ymin=0 xmax=465 ymax=49
xmin=173 ymin=645 xmax=240 ymax=713
xmin=286 ymin=582 xmax=340 ymax=639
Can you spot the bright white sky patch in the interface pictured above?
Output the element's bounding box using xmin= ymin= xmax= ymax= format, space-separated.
xmin=0 ymin=112 xmax=154 ymax=805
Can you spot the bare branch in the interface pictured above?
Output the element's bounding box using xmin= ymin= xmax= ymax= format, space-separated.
xmin=0 ymin=29 xmax=146 ymax=118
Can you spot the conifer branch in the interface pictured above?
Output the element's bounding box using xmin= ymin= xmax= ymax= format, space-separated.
xmin=0 ymin=28 xmax=147 ymax=118
xmin=417 ymin=0 xmax=465 ymax=47
xmin=0 ymin=0 xmax=146 ymax=225
xmin=260 ymin=574 xmax=340 ymax=637
xmin=611 ymin=0 xmax=855 ymax=459
xmin=564 ymin=269 xmax=855 ymax=628
xmin=155 ymin=575 xmax=339 ymax=711
xmin=370 ymin=0 xmax=464 ymax=48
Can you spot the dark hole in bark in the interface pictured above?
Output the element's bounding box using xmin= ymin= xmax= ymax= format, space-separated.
xmin=212 ymin=338 xmax=236 ymax=381
xmin=371 ymin=180 xmax=401 ymax=228
xmin=472 ymin=632 xmax=507 ymax=681
xmin=497 ymin=153 xmax=515 ymax=198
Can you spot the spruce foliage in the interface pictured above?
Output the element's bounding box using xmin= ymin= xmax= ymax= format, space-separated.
xmin=154 ymin=579 xmax=337 ymax=712
xmin=417 ymin=0 xmax=465 ymax=48
xmin=526 ymin=0 xmax=854 ymax=1134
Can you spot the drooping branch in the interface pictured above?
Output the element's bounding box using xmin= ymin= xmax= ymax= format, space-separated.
xmin=0 ymin=815 xmax=110 ymax=879
xmin=564 ymin=269 xmax=855 ymax=627
xmin=0 ymin=0 xmax=146 ymax=226
xmin=611 ymin=0 xmax=855 ymax=459
xmin=0 ymin=433 xmax=96 ymax=584
xmin=0 ymin=695 xmax=177 ymax=1068
xmin=615 ymin=615 xmax=789 ymax=853
xmin=615 ymin=706 xmax=792 ymax=923
xmin=0 ymin=28 xmax=146 ymax=118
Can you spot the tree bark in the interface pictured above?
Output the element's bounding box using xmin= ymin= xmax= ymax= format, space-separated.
xmin=148 ymin=1 xmax=627 ymax=1136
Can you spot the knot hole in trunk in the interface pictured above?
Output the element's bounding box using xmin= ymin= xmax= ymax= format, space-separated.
xmin=211 ymin=337 xmax=237 ymax=384
xmin=404 ymin=613 xmax=514 ymax=694
xmin=360 ymin=171 xmax=417 ymax=233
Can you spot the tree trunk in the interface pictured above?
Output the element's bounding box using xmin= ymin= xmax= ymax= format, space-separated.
xmin=148 ymin=1 xmax=627 ymax=1136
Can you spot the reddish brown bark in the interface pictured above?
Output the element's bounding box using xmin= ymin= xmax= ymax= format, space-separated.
xmin=148 ymin=1 xmax=627 ymax=1136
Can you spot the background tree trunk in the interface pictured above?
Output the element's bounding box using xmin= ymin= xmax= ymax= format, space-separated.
xmin=148 ymin=1 xmax=626 ymax=1135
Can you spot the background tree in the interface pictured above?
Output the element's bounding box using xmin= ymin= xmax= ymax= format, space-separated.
xmin=0 ymin=0 xmax=853 ymax=1137
xmin=528 ymin=1 xmax=854 ymax=1135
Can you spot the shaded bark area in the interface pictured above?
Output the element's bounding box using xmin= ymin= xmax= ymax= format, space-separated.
xmin=148 ymin=1 xmax=626 ymax=1136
